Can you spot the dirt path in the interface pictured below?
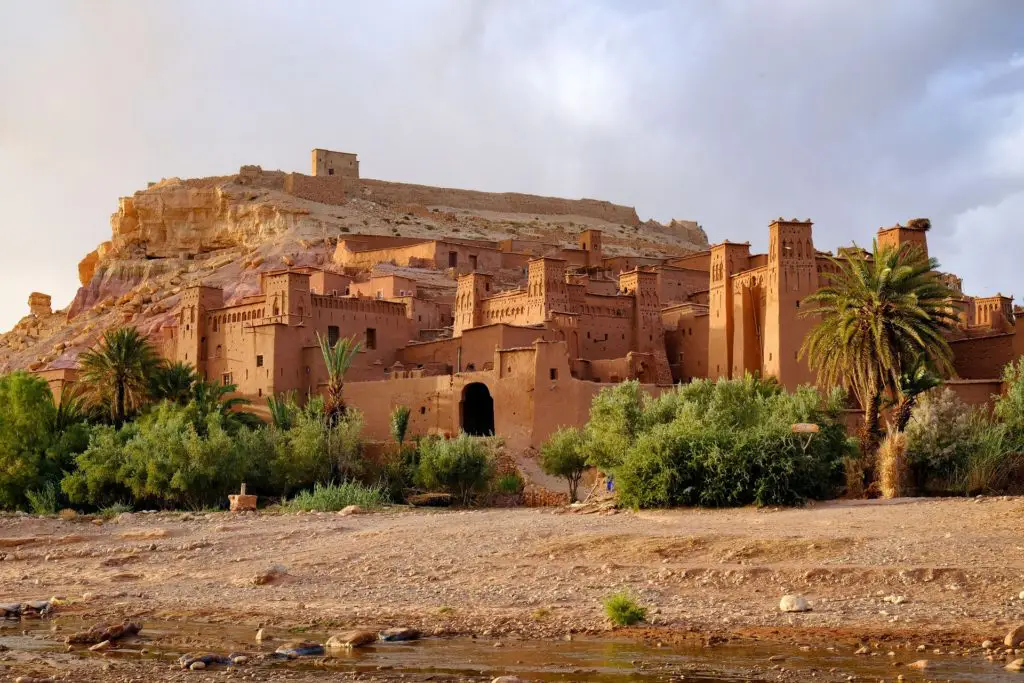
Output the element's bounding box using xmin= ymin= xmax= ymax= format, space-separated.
xmin=2 ymin=497 xmax=1023 ymax=679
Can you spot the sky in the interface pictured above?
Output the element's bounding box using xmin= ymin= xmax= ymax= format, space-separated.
xmin=1 ymin=0 xmax=1022 ymax=331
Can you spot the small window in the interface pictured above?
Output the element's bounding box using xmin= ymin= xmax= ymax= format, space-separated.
xmin=328 ymin=325 xmax=340 ymax=347
xmin=469 ymin=254 xmax=478 ymax=270
xmin=419 ymin=406 xmax=426 ymax=415
xmin=365 ymin=327 xmax=377 ymax=350
xmin=328 ymin=168 xmax=334 ymax=176
xmin=549 ymin=368 xmax=558 ymax=380
xmin=298 ymin=306 xmax=304 ymax=317
xmin=376 ymin=290 xmax=383 ymax=299
xmin=222 ymin=373 xmax=232 ymax=386
xmin=448 ymin=251 xmax=458 ymax=267
xmin=256 ymin=354 xmax=264 ymax=367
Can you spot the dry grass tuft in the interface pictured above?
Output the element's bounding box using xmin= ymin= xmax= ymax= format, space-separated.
xmin=878 ymin=432 xmax=909 ymax=499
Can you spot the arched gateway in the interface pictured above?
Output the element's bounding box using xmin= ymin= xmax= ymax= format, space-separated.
xmin=460 ymin=382 xmax=495 ymax=436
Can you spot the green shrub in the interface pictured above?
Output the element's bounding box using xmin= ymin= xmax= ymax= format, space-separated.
xmin=603 ymin=592 xmax=646 ymax=626
xmin=539 ymin=427 xmax=589 ymax=501
xmin=416 ymin=433 xmax=495 ymax=505
xmin=495 ymin=471 xmax=525 ymax=495
xmin=612 ymin=376 xmax=849 ymax=508
xmin=585 ymin=381 xmax=644 ymax=471
xmin=25 ymin=482 xmax=59 ymax=515
xmin=0 ymin=372 xmax=61 ymax=509
xmin=284 ymin=481 xmax=387 ymax=512
xmin=99 ymin=501 xmax=133 ymax=519
xmin=390 ymin=406 xmax=411 ymax=445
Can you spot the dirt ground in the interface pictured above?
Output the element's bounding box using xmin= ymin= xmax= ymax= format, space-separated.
xmin=2 ymin=496 xmax=1024 ymax=681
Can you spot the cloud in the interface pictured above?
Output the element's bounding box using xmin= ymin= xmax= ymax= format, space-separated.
xmin=0 ymin=0 xmax=1022 ymax=331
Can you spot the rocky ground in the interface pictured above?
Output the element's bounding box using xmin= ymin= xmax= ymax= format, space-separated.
xmin=3 ymin=497 xmax=1024 ymax=681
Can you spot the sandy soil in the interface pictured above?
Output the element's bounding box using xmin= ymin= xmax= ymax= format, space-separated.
xmin=2 ymin=497 xmax=1024 ymax=680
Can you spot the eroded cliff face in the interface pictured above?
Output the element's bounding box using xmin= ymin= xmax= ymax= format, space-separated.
xmin=1 ymin=165 xmax=709 ymax=374
xmin=110 ymin=175 xmax=317 ymax=259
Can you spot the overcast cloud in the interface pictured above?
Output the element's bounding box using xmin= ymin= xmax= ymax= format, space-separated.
xmin=1 ymin=0 xmax=1022 ymax=331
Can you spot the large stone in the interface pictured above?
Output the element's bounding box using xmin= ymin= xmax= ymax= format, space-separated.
xmin=907 ymin=660 xmax=931 ymax=669
xmin=1007 ymin=624 xmax=1024 ymax=648
xmin=378 ymin=627 xmax=420 ymax=642
xmin=326 ymin=630 xmax=377 ymax=649
xmin=778 ymin=595 xmax=811 ymax=613
xmin=1007 ymin=659 xmax=1024 ymax=672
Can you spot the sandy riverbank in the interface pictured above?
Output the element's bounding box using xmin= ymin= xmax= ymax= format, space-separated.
xmin=2 ymin=497 xmax=1023 ymax=680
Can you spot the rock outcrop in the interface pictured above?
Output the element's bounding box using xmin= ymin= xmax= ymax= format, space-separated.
xmin=0 ymin=162 xmax=709 ymax=374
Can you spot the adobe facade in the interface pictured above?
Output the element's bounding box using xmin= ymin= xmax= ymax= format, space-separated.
xmin=158 ymin=210 xmax=1023 ymax=451
xmin=124 ymin=150 xmax=1018 ymax=449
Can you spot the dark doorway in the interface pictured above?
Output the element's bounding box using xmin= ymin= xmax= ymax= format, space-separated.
xmin=461 ymin=382 xmax=495 ymax=436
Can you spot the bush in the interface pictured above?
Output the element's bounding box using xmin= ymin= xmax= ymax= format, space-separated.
xmin=0 ymin=372 xmax=61 ymax=509
xmin=603 ymin=592 xmax=646 ymax=626
xmin=495 ymin=471 xmax=525 ymax=495
xmin=612 ymin=376 xmax=850 ymax=508
xmin=585 ymin=381 xmax=644 ymax=471
xmin=284 ymin=481 xmax=387 ymax=512
xmin=905 ymin=387 xmax=1024 ymax=495
xmin=539 ymin=427 xmax=589 ymax=502
xmin=416 ymin=433 xmax=495 ymax=505
xmin=390 ymin=406 xmax=411 ymax=445
xmin=25 ymin=482 xmax=59 ymax=515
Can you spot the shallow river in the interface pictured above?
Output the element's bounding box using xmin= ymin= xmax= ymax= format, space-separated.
xmin=2 ymin=618 xmax=1019 ymax=682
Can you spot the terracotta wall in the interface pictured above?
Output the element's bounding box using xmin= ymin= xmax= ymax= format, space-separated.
xmin=662 ymin=305 xmax=710 ymax=382
xmin=951 ymin=333 xmax=1016 ymax=379
xmin=335 ymin=239 xmax=503 ymax=273
xmin=945 ymin=380 xmax=1003 ymax=407
xmin=283 ymin=173 xmax=356 ymax=205
xmin=657 ymin=267 xmax=709 ymax=304
xmin=350 ymin=275 xmax=418 ymax=299
xmin=398 ymin=324 xmax=556 ymax=373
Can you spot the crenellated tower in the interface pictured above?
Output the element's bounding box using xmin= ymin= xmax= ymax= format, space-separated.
xmin=763 ymin=218 xmax=818 ymax=389
xmin=453 ymin=272 xmax=493 ymax=337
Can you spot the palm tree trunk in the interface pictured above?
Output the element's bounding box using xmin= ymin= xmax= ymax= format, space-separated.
xmin=894 ymin=398 xmax=915 ymax=433
xmin=115 ymin=379 xmax=126 ymax=427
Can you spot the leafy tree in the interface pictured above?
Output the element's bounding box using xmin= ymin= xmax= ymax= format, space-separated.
xmin=316 ymin=332 xmax=361 ymax=425
xmin=539 ymin=426 xmax=589 ymax=502
xmin=149 ymin=361 xmax=199 ymax=405
xmin=390 ymin=405 xmax=411 ymax=445
xmin=800 ymin=242 xmax=956 ymax=454
xmin=0 ymin=372 xmax=58 ymax=509
xmin=79 ymin=327 xmax=161 ymax=426
xmin=584 ymin=380 xmax=644 ymax=471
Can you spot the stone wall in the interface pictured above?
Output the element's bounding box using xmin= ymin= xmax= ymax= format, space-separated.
xmin=951 ymin=333 xmax=1017 ymax=379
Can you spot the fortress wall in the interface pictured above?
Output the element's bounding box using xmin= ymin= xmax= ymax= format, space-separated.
xmin=358 ymin=178 xmax=641 ymax=225
xmin=951 ymin=333 xmax=1016 ymax=379
xmin=282 ymin=172 xmax=641 ymax=225
xmin=283 ymin=173 xmax=356 ymax=205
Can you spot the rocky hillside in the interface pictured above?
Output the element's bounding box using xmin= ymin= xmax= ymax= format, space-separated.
xmin=0 ymin=165 xmax=709 ymax=373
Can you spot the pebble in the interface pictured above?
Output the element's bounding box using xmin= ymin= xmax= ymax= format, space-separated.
xmin=189 ymin=661 xmax=206 ymax=671
xmin=907 ymin=659 xmax=931 ymax=669
xmin=1007 ymin=659 xmax=1024 ymax=672
xmin=1007 ymin=624 xmax=1024 ymax=648
xmin=983 ymin=640 xmax=994 ymax=649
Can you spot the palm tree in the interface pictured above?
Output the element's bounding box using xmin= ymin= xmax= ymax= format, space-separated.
xmin=891 ymin=357 xmax=942 ymax=433
xmin=78 ymin=327 xmax=161 ymax=426
xmin=800 ymin=241 xmax=957 ymax=454
xmin=190 ymin=378 xmax=262 ymax=431
xmin=316 ymin=332 xmax=361 ymax=425
xmin=148 ymin=361 xmax=199 ymax=405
